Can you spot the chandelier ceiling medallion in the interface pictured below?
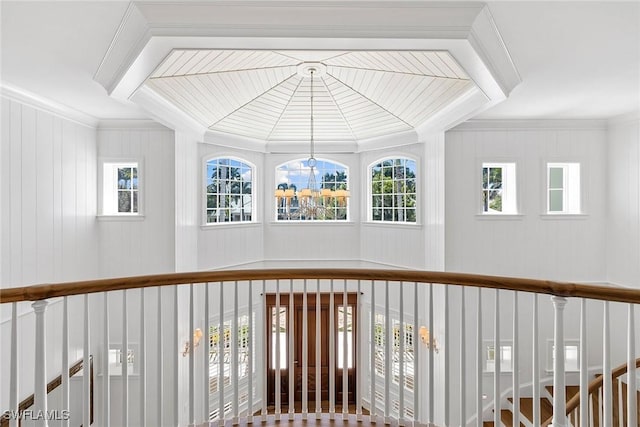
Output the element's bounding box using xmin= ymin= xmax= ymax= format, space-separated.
xmin=275 ymin=63 xmax=349 ymax=220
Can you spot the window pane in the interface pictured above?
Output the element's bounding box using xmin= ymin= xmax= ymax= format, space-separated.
xmin=206 ymin=158 xmax=253 ymax=223
xmin=132 ymin=191 xmax=138 ymax=213
xmin=118 ymin=191 xmax=132 ymax=213
xmin=549 ymin=167 xmax=564 ymax=189
xmin=118 ymin=167 xmax=132 ymax=189
xmin=370 ymin=158 xmax=417 ymax=222
xmin=549 ymin=189 xmax=563 ymax=211
xmin=132 ymin=168 xmax=138 ymax=189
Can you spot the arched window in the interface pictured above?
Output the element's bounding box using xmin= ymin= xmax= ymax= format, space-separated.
xmin=205 ymin=158 xmax=254 ymax=223
xmin=275 ymin=159 xmax=349 ymax=221
xmin=370 ymin=158 xmax=417 ymax=222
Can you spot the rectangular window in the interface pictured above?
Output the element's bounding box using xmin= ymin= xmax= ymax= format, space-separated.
xmin=103 ymin=162 xmax=139 ymax=215
xmin=482 ymin=163 xmax=517 ymax=214
xmin=547 ymin=163 xmax=580 ymax=213
xmin=548 ymin=342 xmax=580 ymax=372
xmin=485 ymin=344 xmax=513 ymax=372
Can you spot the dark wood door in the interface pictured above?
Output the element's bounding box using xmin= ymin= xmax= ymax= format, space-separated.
xmin=266 ymin=293 xmax=357 ymax=406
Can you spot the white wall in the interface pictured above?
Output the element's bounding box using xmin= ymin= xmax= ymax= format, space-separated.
xmin=97 ymin=125 xmax=176 ymax=277
xmin=607 ymin=116 xmax=640 ymax=288
xmin=445 ymin=122 xmax=607 ymax=282
xmin=0 ymin=96 xmax=99 ymax=412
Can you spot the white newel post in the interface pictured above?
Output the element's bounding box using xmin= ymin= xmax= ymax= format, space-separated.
xmin=33 ymin=299 xmax=50 ymax=427
xmin=551 ymin=296 xmax=568 ymax=427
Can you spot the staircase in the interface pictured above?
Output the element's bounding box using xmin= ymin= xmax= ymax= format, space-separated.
xmin=482 ymin=362 xmax=640 ymax=427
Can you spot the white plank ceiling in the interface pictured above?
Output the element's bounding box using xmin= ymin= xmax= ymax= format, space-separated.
xmin=145 ymin=50 xmax=474 ymax=142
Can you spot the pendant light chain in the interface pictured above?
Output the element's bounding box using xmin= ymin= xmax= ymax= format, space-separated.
xmin=310 ymin=69 xmax=315 ymax=161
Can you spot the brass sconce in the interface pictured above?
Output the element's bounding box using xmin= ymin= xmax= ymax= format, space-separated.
xmin=419 ymin=326 xmax=439 ymax=353
xmin=182 ymin=328 xmax=203 ymax=357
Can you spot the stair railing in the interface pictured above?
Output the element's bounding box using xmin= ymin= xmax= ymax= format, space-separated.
xmin=1 ymin=269 xmax=639 ymax=427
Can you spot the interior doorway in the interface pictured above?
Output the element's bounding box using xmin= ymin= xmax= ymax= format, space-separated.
xmin=265 ymin=293 xmax=357 ymax=409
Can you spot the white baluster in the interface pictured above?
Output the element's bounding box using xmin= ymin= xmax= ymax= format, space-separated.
xmin=10 ymin=303 xmax=18 ymax=427
xmin=219 ymin=282 xmax=225 ymax=425
xmin=602 ymin=301 xmax=612 ymax=427
xmin=344 ymin=280 xmax=349 ymax=420
xmin=512 ymin=292 xmax=519 ymax=427
xmin=428 ymin=283 xmax=434 ymax=426
xmin=189 ymin=284 xmax=195 ymax=426
xmin=157 ymin=289 xmax=163 ymax=425
xmin=384 ymin=280 xmax=391 ymax=424
xmin=33 ymin=299 xmax=49 ymax=427
xmin=580 ymin=299 xmax=588 ymax=427
xmin=233 ymin=281 xmax=239 ymax=424
xmin=83 ymin=294 xmax=90 ymax=427
xmin=444 ymin=285 xmax=450 ymax=427
xmin=204 ymin=283 xmax=210 ymax=424
xmin=460 ymin=287 xmax=466 ymax=427
xmin=532 ymin=294 xmax=540 ymax=427
xmin=413 ymin=282 xmax=419 ymax=426
xmin=494 ymin=290 xmax=500 ymax=427
xmin=247 ymin=280 xmax=253 ymax=423
xmin=356 ymin=280 xmax=363 ymax=421
xmin=371 ymin=281 xmax=376 ymax=422
xmin=289 ymin=280 xmax=294 ymax=420
xmin=62 ymin=297 xmax=69 ymax=427
xmin=399 ymin=282 xmax=405 ymax=425
xmin=275 ymin=280 xmax=281 ymax=417
xmin=476 ymin=289 xmax=482 ymax=427
xmin=123 ymin=290 xmax=129 ymax=427
xmin=551 ymin=296 xmax=568 ymax=427
xmin=330 ymin=279 xmax=336 ymax=419
xmin=303 ymin=279 xmax=308 ymax=418
xmin=627 ymin=304 xmax=637 ymax=427
xmin=316 ymin=279 xmax=321 ymax=418
xmin=173 ymin=286 xmax=179 ymax=427
xmin=140 ymin=289 xmax=146 ymax=427
xmin=261 ymin=280 xmax=267 ymax=421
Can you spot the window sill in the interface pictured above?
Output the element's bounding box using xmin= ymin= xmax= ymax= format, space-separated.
xmin=362 ymin=221 xmax=422 ymax=229
xmin=475 ymin=214 xmax=524 ymax=220
xmin=97 ymin=215 xmax=145 ymax=222
xmin=539 ymin=213 xmax=589 ymax=220
xmin=201 ymin=222 xmax=261 ymax=230
xmin=269 ymin=221 xmax=356 ymax=226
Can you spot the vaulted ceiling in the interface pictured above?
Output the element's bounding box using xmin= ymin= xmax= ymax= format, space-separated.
xmin=146 ymin=50 xmax=474 ymax=142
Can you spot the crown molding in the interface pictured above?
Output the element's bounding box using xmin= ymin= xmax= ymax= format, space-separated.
xmin=451 ymin=119 xmax=608 ymax=132
xmin=98 ymin=119 xmax=171 ymax=131
xmin=607 ymin=111 xmax=640 ymax=127
xmin=0 ymin=82 xmax=99 ymax=129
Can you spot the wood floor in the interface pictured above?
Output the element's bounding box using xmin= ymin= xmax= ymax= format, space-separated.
xmin=229 ymin=412 xmax=401 ymax=427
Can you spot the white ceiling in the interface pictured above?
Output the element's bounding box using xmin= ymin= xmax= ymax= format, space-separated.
xmin=146 ymin=49 xmax=473 ymax=141
xmin=1 ymin=1 xmax=638 ymax=123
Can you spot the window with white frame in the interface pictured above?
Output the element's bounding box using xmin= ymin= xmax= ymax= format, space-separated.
xmin=102 ymin=162 xmax=140 ymax=215
xmin=275 ymin=159 xmax=349 ymax=221
xmin=371 ymin=313 xmax=415 ymax=391
xmin=485 ymin=343 xmax=513 ymax=372
xmin=370 ymin=158 xmax=417 ymax=222
xmin=547 ymin=342 xmax=580 ymax=372
xmin=482 ymin=163 xmax=517 ymax=214
xmin=547 ymin=163 xmax=581 ymax=213
xmin=206 ymin=158 xmax=254 ymax=224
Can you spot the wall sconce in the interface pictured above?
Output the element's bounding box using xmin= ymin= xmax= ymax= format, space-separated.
xmin=419 ymin=326 xmax=439 ymax=353
xmin=182 ymin=328 xmax=203 ymax=357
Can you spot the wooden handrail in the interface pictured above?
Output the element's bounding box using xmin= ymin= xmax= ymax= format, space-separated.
xmin=542 ymin=357 xmax=640 ymax=425
xmin=1 ymin=269 xmax=640 ymax=304
xmin=0 ymin=356 xmax=93 ymax=427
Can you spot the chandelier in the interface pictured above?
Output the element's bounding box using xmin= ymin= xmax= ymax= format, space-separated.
xmin=275 ymin=66 xmax=349 ymax=220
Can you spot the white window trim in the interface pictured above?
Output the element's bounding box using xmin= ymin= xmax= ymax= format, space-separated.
xmin=366 ymin=156 xmax=419 ymax=224
xmin=479 ymin=161 xmax=519 ymax=216
xmin=545 ymin=162 xmax=582 ymax=214
xmin=98 ymin=158 xmax=143 ymax=218
xmin=203 ymin=156 xmax=257 ymax=226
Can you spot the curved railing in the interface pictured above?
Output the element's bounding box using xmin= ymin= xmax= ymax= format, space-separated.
xmin=1 ymin=269 xmax=639 ymax=427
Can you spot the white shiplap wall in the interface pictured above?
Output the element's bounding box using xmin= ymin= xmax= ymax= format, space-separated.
xmin=97 ymin=126 xmax=176 ymax=277
xmin=445 ymin=123 xmax=607 ymax=282
xmin=1 ymin=98 xmax=99 ymax=288
xmin=607 ymin=117 xmax=640 ymax=288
